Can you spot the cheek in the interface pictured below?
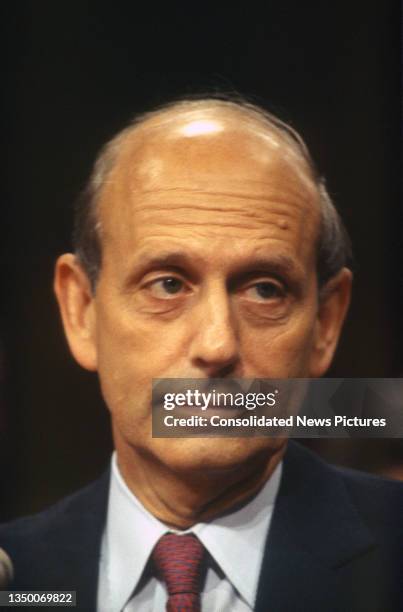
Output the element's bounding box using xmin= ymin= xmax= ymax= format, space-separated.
xmin=94 ymin=301 xmax=188 ymax=411
xmin=240 ymin=307 xmax=317 ymax=377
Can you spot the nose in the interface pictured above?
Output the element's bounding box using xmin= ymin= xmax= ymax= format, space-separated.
xmin=189 ymin=285 xmax=239 ymax=377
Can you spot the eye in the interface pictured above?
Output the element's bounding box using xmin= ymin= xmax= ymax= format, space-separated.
xmin=245 ymin=281 xmax=284 ymax=301
xmin=147 ymin=276 xmax=186 ymax=298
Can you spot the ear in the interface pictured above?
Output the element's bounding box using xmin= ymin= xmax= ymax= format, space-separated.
xmin=54 ymin=254 xmax=98 ymax=371
xmin=309 ymin=267 xmax=352 ymax=377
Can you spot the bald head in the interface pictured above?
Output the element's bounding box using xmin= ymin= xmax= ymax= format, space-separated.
xmin=73 ymin=97 xmax=351 ymax=289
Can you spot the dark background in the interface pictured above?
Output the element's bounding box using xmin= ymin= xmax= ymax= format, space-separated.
xmin=1 ymin=1 xmax=402 ymax=521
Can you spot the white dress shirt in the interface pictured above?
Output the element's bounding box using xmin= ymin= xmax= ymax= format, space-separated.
xmin=97 ymin=453 xmax=282 ymax=612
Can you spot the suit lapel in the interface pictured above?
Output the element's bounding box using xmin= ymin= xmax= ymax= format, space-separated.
xmin=14 ymin=444 xmax=381 ymax=611
xmin=40 ymin=469 xmax=110 ymax=611
xmin=254 ymin=442 xmax=375 ymax=612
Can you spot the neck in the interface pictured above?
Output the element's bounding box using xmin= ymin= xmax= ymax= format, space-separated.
xmin=114 ymin=438 xmax=287 ymax=529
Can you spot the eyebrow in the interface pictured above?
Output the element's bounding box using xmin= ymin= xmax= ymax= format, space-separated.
xmin=124 ymin=250 xmax=305 ymax=288
xmin=228 ymin=255 xmax=306 ymax=293
xmin=122 ymin=251 xmax=201 ymax=287
xmin=137 ymin=251 xmax=202 ymax=270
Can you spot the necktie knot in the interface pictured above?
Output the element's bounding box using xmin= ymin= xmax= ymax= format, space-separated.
xmin=152 ymin=533 xmax=205 ymax=611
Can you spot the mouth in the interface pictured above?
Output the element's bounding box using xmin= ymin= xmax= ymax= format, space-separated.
xmin=151 ymin=378 xmax=281 ymax=427
xmin=152 ymin=378 xmax=252 ymax=412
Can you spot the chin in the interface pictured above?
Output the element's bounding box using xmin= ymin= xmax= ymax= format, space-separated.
xmin=152 ymin=436 xmax=285 ymax=474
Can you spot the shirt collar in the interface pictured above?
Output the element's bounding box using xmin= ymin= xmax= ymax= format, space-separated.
xmin=193 ymin=461 xmax=281 ymax=605
xmin=105 ymin=451 xmax=282 ymax=610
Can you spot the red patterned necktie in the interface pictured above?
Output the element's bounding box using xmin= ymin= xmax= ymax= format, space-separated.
xmin=152 ymin=533 xmax=205 ymax=612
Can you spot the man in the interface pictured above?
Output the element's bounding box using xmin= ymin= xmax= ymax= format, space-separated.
xmin=1 ymin=97 xmax=402 ymax=611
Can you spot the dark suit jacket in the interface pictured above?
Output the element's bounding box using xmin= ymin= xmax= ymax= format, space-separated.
xmin=1 ymin=442 xmax=402 ymax=612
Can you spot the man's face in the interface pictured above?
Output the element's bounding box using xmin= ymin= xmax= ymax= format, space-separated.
xmin=57 ymin=113 xmax=349 ymax=475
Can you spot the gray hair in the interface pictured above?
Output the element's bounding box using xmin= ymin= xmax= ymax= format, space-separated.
xmin=73 ymin=96 xmax=352 ymax=291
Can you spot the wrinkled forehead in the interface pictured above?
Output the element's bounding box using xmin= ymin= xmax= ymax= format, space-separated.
xmin=97 ymin=107 xmax=321 ymax=238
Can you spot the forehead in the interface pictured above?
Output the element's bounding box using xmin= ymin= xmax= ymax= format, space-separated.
xmin=97 ymin=110 xmax=321 ymax=273
xmin=103 ymin=108 xmax=316 ymax=192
